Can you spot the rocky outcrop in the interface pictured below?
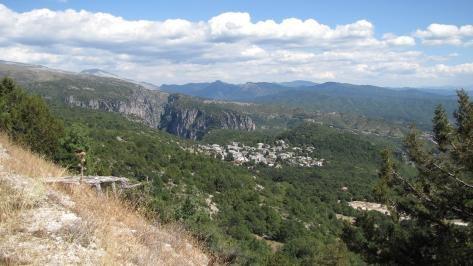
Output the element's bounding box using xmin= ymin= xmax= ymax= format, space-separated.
xmin=160 ymin=95 xmax=256 ymax=140
xmin=65 ymin=91 xmax=255 ymax=140
xmin=65 ymin=89 xmax=168 ymax=128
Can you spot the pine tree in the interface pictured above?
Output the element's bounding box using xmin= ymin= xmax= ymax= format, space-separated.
xmin=345 ymin=89 xmax=473 ymax=264
xmin=433 ymin=104 xmax=452 ymax=152
xmin=0 ymin=77 xmax=16 ymax=96
xmin=454 ymin=90 xmax=473 ymax=138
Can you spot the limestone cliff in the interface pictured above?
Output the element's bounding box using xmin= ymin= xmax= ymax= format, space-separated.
xmin=159 ymin=95 xmax=256 ymax=139
xmin=65 ymin=88 xmax=168 ymax=128
xmin=65 ymin=92 xmax=255 ymax=139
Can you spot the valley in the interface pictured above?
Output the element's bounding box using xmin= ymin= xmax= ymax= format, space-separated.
xmin=1 ymin=2 xmax=472 ymax=265
xmin=0 ymin=59 xmax=471 ymax=265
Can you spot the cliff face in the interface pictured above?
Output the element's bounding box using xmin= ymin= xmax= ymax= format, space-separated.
xmin=159 ymin=95 xmax=256 ymax=140
xmin=65 ymin=91 xmax=255 ymax=139
xmin=0 ymin=61 xmax=255 ymax=139
xmin=65 ymin=89 xmax=169 ymax=128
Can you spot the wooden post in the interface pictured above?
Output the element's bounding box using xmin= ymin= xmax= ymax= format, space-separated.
xmin=111 ymin=182 xmax=117 ymax=193
xmin=75 ymin=150 xmax=87 ymax=183
xmin=95 ymin=183 xmax=102 ymax=193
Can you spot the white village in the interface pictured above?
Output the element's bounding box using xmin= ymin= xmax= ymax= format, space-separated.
xmin=195 ymin=140 xmax=325 ymax=168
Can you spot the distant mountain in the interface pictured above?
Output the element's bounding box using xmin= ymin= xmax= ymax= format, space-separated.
xmin=253 ymin=82 xmax=457 ymax=129
xmin=0 ymin=60 xmax=461 ymax=131
xmin=279 ymin=80 xmax=318 ymax=87
xmin=138 ymin=81 xmax=161 ymax=90
xmin=421 ymin=88 xmax=473 ymax=96
xmin=0 ymin=60 xmax=49 ymax=70
xmin=162 ymin=80 xmax=458 ymax=129
xmin=160 ymin=80 xmax=289 ymax=100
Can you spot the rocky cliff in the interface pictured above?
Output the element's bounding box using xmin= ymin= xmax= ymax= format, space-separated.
xmin=65 ymin=92 xmax=255 ymax=139
xmin=65 ymin=88 xmax=168 ymax=128
xmin=0 ymin=61 xmax=256 ymax=139
xmin=159 ymin=95 xmax=256 ymax=139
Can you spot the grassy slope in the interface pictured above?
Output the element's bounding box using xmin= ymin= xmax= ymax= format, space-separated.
xmin=0 ymin=134 xmax=209 ymax=265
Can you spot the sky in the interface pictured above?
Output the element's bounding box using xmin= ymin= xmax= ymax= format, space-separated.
xmin=0 ymin=0 xmax=472 ymax=87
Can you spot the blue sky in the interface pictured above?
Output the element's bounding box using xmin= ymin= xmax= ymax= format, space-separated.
xmin=0 ymin=0 xmax=473 ymax=28
xmin=4 ymin=0 xmax=472 ymax=30
xmin=0 ymin=1 xmax=472 ymax=87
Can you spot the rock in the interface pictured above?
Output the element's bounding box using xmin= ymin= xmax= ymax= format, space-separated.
xmin=65 ymin=92 xmax=255 ymax=140
xmin=159 ymin=94 xmax=256 ymax=140
xmin=65 ymin=88 xmax=168 ymax=128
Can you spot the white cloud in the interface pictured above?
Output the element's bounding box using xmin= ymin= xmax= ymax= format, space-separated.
xmin=0 ymin=4 xmax=471 ymax=87
xmin=241 ymin=45 xmax=267 ymax=58
xmin=415 ymin=23 xmax=473 ymax=46
xmin=382 ymin=33 xmax=415 ymax=46
xmin=430 ymin=63 xmax=473 ymax=75
xmin=208 ymin=12 xmax=376 ymax=47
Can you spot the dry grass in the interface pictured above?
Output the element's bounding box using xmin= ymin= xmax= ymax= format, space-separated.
xmin=65 ymin=185 xmax=210 ymax=265
xmin=0 ymin=134 xmax=68 ymax=178
xmin=0 ymin=134 xmax=211 ymax=265
xmin=0 ymin=180 xmax=34 ymax=223
xmin=0 ymin=134 xmax=60 ymax=223
xmin=0 ymin=134 xmax=51 ymax=223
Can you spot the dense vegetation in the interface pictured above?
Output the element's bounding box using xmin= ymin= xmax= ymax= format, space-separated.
xmin=0 ymin=78 xmax=64 ymax=156
xmin=49 ymin=104 xmax=404 ymax=264
xmin=343 ymin=91 xmax=473 ymax=265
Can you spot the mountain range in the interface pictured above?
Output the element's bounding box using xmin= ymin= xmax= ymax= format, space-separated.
xmin=161 ymin=80 xmax=460 ymax=129
xmin=0 ymin=60 xmax=465 ymax=135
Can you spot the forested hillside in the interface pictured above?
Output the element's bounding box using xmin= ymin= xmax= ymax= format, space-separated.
xmin=343 ymin=91 xmax=473 ymax=265
xmin=0 ymin=79 xmax=210 ymax=265
xmin=254 ymin=83 xmax=457 ymax=130
xmin=162 ymin=80 xmax=458 ymax=129
xmin=46 ymin=99 xmax=412 ymax=264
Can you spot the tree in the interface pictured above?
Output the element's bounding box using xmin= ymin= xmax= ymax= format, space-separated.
xmin=345 ymin=90 xmax=473 ymax=264
xmin=57 ymin=123 xmax=91 ymax=173
xmin=433 ymin=104 xmax=453 ymax=152
xmin=175 ymin=197 xmax=196 ymax=220
xmin=0 ymin=77 xmax=64 ymax=156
